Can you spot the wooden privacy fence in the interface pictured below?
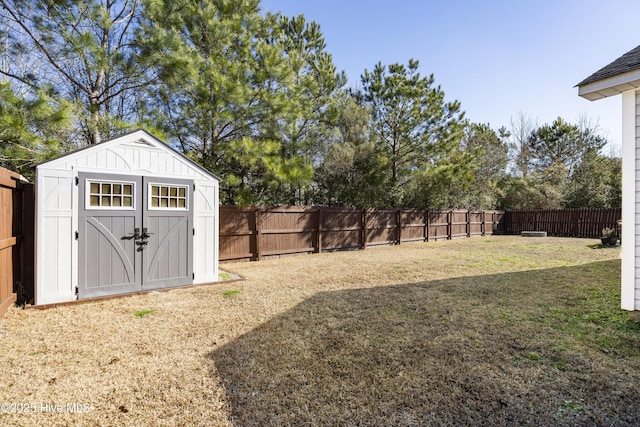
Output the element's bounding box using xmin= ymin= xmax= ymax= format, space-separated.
xmin=503 ymin=208 xmax=621 ymax=238
xmin=0 ymin=167 xmax=34 ymax=317
xmin=219 ymin=206 xmax=505 ymax=261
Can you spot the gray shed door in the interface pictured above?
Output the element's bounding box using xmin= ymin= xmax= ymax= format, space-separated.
xmin=78 ymin=172 xmax=193 ymax=298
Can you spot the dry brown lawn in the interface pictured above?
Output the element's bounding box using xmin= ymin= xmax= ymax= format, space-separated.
xmin=1 ymin=236 xmax=637 ymax=426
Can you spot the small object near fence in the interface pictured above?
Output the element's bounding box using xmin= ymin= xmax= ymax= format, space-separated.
xmin=219 ymin=207 xmax=504 ymax=262
xmin=521 ymin=231 xmax=547 ymax=237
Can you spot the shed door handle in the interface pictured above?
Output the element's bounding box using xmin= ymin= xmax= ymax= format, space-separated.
xmin=141 ymin=227 xmax=154 ymax=239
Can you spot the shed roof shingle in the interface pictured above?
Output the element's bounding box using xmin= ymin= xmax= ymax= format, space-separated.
xmin=577 ymin=45 xmax=640 ymax=87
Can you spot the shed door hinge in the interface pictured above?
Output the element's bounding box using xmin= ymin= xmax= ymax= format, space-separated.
xmin=193 ymin=183 xmax=196 ymax=191
xmin=193 ymin=228 xmax=195 ymax=236
xmin=75 ymin=176 xmax=79 ymax=185
xmin=75 ymin=231 xmax=79 ymax=240
xmin=192 ymin=273 xmax=195 ymax=280
xmin=75 ymin=286 xmax=78 ymax=295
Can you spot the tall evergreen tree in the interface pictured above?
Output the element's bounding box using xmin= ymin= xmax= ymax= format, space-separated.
xmin=313 ymin=91 xmax=389 ymax=207
xmin=525 ymin=117 xmax=606 ymax=178
xmin=565 ymin=152 xmax=621 ymax=208
xmin=0 ymin=0 xmax=154 ymax=145
xmin=499 ymin=116 xmax=615 ymax=209
xmin=275 ymin=15 xmax=346 ymax=203
xmin=458 ymin=123 xmax=509 ymax=208
xmin=402 ymin=123 xmax=509 ymax=209
xmin=139 ymin=0 xmax=342 ymax=205
xmin=360 ymin=59 xmax=465 ymax=206
xmin=276 ymin=15 xmax=346 ymax=159
xmin=0 ymin=82 xmax=75 ymax=178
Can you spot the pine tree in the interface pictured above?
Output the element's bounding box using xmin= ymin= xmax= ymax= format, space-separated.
xmin=0 ymin=82 xmax=74 ymax=178
xmin=0 ymin=0 xmax=154 ymax=145
xmin=360 ymin=59 xmax=465 ymax=206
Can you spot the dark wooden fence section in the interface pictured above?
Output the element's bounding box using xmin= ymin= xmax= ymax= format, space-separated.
xmin=220 ymin=206 xmax=505 ymax=261
xmin=503 ymin=208 xmax=621 ymax=238
xmin=0 ymin=167 xmax=34 ymax=317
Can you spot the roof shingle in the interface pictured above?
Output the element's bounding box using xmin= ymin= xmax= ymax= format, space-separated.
xmin=577 ymin=45 xmax=640 ymax=87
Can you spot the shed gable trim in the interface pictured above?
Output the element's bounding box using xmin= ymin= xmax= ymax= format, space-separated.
xmin=38 ymin=129 xmax=219 ymax=182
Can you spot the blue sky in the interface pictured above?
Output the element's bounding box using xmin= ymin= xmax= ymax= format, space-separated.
xmin=261 ymin=0 xmax=640 ymax=153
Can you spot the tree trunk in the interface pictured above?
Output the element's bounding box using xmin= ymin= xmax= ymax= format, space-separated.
xmin=90 ymin=100 xmax=101 ymax=145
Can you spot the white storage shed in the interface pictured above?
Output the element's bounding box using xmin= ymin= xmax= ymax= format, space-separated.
xmin=577 ymin=45 xmax=640 ymax=313
xmin=35 ymin=129 xmax=219 ymax=305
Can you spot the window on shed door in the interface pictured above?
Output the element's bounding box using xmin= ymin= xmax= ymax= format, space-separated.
xmin=87 ymin=180 xmax=134 ymax=208
xmin=149 ymin=184 xmax=188 ymax=209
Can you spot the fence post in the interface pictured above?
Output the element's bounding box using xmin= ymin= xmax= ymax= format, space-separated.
xmin=424 ymin=209 xmax=429 ymax=242
xmin=361 ymin=209 xmax=367 ymax=250
xmin=492 ymin=211 xmax=496 ymax=235
xmin=255 ymin=208 xmax=262 ymax=261
xmin=447 ymin=210 xmax=452 ymax=240
xmin=317 ymin=207 xmax=323 ymax=254
xmin=481 ymin=210 xmax=486 ymax=236
xmin=396 ymin=209 xmax=402 ymax=245
xmin=467 ymin=209 xmax=471 ymax=237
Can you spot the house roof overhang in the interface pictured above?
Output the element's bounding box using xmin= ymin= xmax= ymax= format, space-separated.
xmin=577 ymin=68 xmax=640 ymax=101
xmin=577 ymin=44 xmax=640 ymax=101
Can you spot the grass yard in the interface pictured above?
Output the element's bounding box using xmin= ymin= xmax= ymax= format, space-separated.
xmin=1 ymin=236 xmax=638 ymax=426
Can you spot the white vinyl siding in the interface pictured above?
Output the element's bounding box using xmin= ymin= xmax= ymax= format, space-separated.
xmin=193 ymin=183 xmax=218 ymax=284
xmin=634 ymin=91 xmax=640 ymax=310
xmin=36 ymin=172 xmax=75 ymax=304
xmin=620 ymin=90 xmax=637 ymax=310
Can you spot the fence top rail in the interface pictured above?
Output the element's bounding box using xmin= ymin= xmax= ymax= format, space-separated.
xmin=220 ymin=205 xmax=511 ymax=214
xmin=0 ymin=167 xmax=22 ymax=189
xmin=507 ymin=208 xmax=621 ymax=212
xmin=317 ymin=207 xmax=365 ymax=212
xmin=221 ymin=205 xmax=357 ymax=213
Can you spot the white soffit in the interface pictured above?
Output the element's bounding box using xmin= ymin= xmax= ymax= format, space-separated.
xmin=578 ymin=68 xmax=640 ymax=101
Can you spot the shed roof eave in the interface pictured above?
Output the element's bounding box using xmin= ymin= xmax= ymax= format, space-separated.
xmin=577 ymin=68 xmax=640 ymax=101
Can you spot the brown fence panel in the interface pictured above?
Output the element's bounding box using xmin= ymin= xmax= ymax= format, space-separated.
xmin=483 ymin=211 xmax=499 ymax=235
xmin=469 ymin=211 xmax=483 ymax=236
xmin=219 ymin=207 xmax=256 ymax=261
xmin=0 ymin=167 xmax=34 ymax=316
xmin=576 ymin=208 xmax=621 ymax=238
xmin=321 ymin=208 xmax=362 ymax=250
xmin=366 ymin=209 xmax=398 ymax=246
xmin=0 ymin=170 xmax=15 ymax=316
xmin=494 ymin=211 xmax=505 ymax=234
xmin=400 ymin=209 xmax=426 ymax=243
xmin=427 ymin=210 xmax=449 ymax=240
xmin=260 ymin=207 xmax=318 ymax=258
xmin=504 ymin=210 xmax=534 ymax=235
xmin=220 ymin=207 xmax=622 ymax=263
xmin=503 ymin=208 xmax=621 ymax=238
xmin=450 ymin=210 xmax=468 ymax=238
xmin=219 ymin=206 xmax=509 ymax=262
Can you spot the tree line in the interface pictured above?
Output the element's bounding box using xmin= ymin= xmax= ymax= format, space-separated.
xmin=0 ymin=0 xmax=620 ymax=209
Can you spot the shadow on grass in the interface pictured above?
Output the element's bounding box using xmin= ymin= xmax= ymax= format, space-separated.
xmin=210 ymin=260 xmax=640 ymax=426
